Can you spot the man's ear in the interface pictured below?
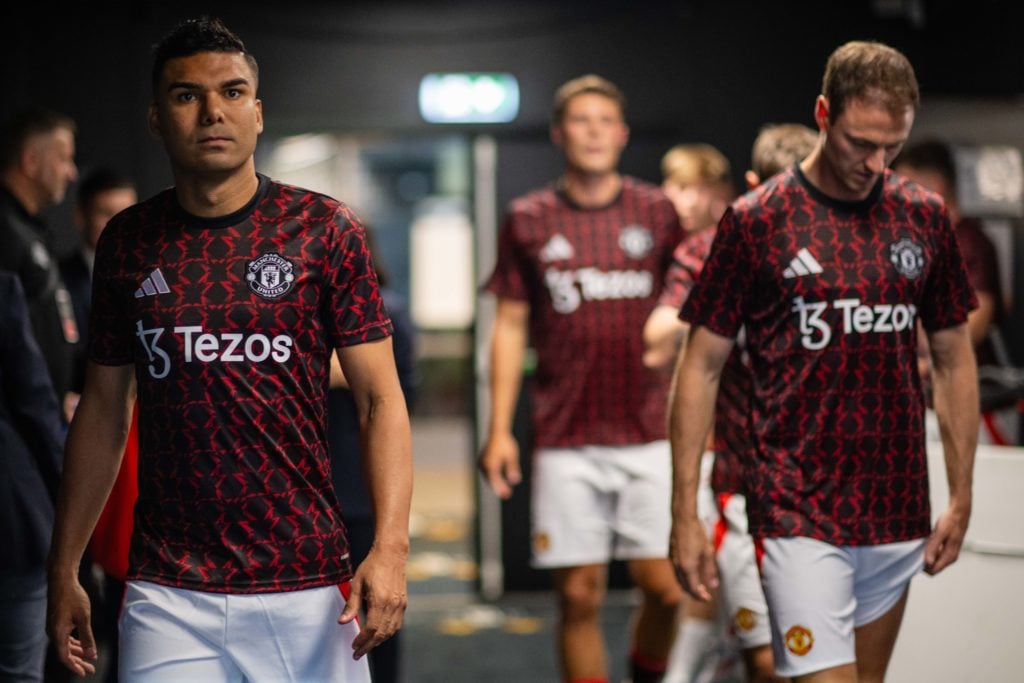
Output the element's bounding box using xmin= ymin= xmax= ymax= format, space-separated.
xmin=745 ymin=170 xmax=760 ymax=190
xmin=814 ymin=95 xmax=830 ymax=132
xmin=147 ymin=102 xmax=162 ymax=140
xmin=550 ymin=123 xmax=563 ymax=148
xmin=255 ymin=99 xmax=264 ymax=135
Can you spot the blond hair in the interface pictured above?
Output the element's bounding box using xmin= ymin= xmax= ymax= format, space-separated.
xmin=661 ymin=143 xmax=731 ymax=187
xmin=750 ymin=123 xmax=817 ymax=180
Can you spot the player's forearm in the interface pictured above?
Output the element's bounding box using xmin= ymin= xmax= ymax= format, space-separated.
xmin=643 ymin=305 xmax=689 ymax=370
xmin=47 ymin=394 xmax=133 ymax=578
xmin=966 ymin=293 xmax=995 ymax=348
xmin=487 ymin=318 xmax=527 ymax=438
xmin=669 ymin=352 xmax=720 ymax=522
xmin=361 ymin=393 xmax=413 ymax=555
xmin=929 ymin=329 xmax=979 ymax=511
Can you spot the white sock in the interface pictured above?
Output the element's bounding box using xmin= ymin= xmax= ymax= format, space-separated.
xmin=663 ymin=617 xmax=721 ymax=683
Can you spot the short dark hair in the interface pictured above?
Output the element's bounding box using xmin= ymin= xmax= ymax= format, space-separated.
xmin=822 ymin=41 xmax=919 ymax=122
xmin=77 ymin=167 xmax=136 ymax=211
xmin=893 ymin=138 xmax=957 ymax=189
xmin=151 ymin=16 xmax=259 ymax=94
xmin=552 ymin=74 xmax=626 ymax=124
xmin=0 ymin=107 xmax=76 ymax=171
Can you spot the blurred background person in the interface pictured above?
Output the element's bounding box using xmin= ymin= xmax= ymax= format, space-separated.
xmin=0 ymin=107 xmax=80 ymax=426
xmin=644 ymin=142 xmax=743 ymax=683
xmin=61 ymin=167 xmax=137 ymax=411
xmin=893 ymin=138 xmax=1005 ymax=365
xmin=0 ymin=272 xmax=64 ymax=682
xmin=746 ymin=123 xmax=818 ymax=188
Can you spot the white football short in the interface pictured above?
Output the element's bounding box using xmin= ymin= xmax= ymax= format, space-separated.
xmin=530 ymin=440 xmax=672 ymax=568
xmin=758 ymin=536 xmax=925 ymax=678
xmin=119 ymin=580 xmax=370 ymax=682
xmin=713 ymin=492 xmax=771 ymax=650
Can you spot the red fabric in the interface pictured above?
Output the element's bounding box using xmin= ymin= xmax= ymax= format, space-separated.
xmin=89 ymin=403 xmax=139 ymax=581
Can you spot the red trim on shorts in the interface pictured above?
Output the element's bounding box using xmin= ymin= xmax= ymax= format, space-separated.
xmin=713 ymin=492 xmax=732 ymax=552
xmin=753 ymin=537 xmax=765 ymax=573
xmin=982 ymin=411 xmax=1010 ymax=445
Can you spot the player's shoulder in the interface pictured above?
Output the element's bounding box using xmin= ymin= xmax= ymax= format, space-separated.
xmin=620 ymin=175 xmax=667 ymax=202
xmin=264 ymin=178 xmax=363 ymax=229
xmin=506 ymin=183 xmax=560 ymax=218
xmin=884 ymin=169 xmax=947 ymax=217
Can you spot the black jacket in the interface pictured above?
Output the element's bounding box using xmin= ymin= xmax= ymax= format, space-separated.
xmin=0 ymin=271 xmax=64 ymax=573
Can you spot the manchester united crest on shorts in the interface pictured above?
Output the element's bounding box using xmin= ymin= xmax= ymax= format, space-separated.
xmin=246 ymin=252 xmax=296 ymax=299
xmin=889 ymin=238 xmax=925 ymax=279
xmin=619 ymin=224 xmax=654 ymax=259
xmin=784 ymin=624 xmax=814 ymax=656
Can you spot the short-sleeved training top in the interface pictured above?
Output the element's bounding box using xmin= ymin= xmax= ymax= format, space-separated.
xmin=485 ymin=177 xmax=684 ymax=449
xmin=681 ymin=167 xmax=975 ymax=546
xmin=659 ymin=228 xmax=751 ymax=495
xmin=89 ymin=174 xmax=392 ymax=593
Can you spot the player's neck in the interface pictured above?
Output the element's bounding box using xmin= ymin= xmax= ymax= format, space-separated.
xmin=172 ymin=163 xmax=260 ymax=218
xmin=559 ymin=169 xmax=622 ymax=209
xmin=800 ymin=147 xmax=857 ymax=202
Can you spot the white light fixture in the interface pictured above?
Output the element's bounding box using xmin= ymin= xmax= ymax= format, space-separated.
xmin=419 ymin=73 xmax=519 ymax=124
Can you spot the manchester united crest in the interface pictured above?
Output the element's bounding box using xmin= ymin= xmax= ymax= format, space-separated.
xmin=619 ymin=224 xmax=654 ymax=259
xmin=784 ymin=624 xmax=814 ymax=656
xmin=246 ymin=252 xmax=295 ymax=299
xmin=889 ymin=238 xmax=925 ymax=279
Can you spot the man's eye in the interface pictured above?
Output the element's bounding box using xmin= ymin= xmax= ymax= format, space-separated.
xmin=226 ymin=89 xmax=241 ymax=98
xmin=176 ymin=92 xmax=196 ymax=103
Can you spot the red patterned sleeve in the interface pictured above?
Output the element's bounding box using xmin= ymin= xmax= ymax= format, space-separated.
xmin=322 ymin=205 xmax=393 ymax=348
xmin=484 ymin=212 xmax=530 ymax=301
xmin=919 ymin=210 xmax=977 ymax=331
xmin=679 ymin=208 xmax=755 ymax=339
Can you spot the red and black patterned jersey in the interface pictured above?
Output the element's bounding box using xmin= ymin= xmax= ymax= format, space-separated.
xmin=485 ymin=177 xmax=684 ymax=448
xmin=89 ymin=174 xmax=392 ymax=593
xmin=680 ymin=167 xmax=976 ymax=546
xmin=659 ymin=228 xmax=751 ymax=495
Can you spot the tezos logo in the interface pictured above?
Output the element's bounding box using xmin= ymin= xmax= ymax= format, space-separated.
xmin=247 ymin=252 xmax=295 ymax=299
xmin=889 ymin=238 xmax=925 ymax=279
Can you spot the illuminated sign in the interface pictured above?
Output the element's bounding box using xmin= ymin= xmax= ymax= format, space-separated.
xmin=419 ymin=73 xmax=519 ymax=124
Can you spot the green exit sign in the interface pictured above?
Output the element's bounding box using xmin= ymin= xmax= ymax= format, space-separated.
xmin=419 ymin=73 xmax=520 ymax=124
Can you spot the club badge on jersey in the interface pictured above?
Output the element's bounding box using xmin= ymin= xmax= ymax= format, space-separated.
xmin=889 ymin=238 xmax=925 ymax=279
xmin=247 ymin=253 xmax=296 ymax=299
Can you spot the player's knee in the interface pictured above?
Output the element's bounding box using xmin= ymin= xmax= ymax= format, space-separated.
xmin=556 ymin=574 xmax=605 ymax=620
xmin=639 ymin=579 xmax=683 ymax=613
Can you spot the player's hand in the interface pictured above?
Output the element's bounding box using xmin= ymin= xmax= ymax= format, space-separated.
xmin=339 ymin=545 xmax=407 ymax=659
xmin=46 ymin=573 xmax=97 ymax=676
xmin=669 ymin=514 xmax=718 ymax=601
xmin=478 ymin=432 xmax=521 ymax=499
xmin=924 ymin=503 xmax=970 ymax=575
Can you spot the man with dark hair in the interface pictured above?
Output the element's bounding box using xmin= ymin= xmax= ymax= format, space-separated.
xmin=61 ymin=168 xmax=137 ymax=400
xmin=480 ymin=73 xmax=684 ymax=683
xmin=47 ymin=17 xmax=411 ymax=682
xmin=894 ymin=138 xmax=1005 ymax=367
xmin=0 ymin=107 xmax=81 ymax=424
xmin=670 ymin=41 xmax=978 ymax=681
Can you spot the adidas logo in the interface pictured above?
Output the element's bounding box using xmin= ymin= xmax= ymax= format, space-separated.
xmin=783 ymin=248 xmax=823 ymax=279
xmin=539 ymin=234 xmax=574 ymax=263
xmin=134 ymin=268 xmax=171 ymax=298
